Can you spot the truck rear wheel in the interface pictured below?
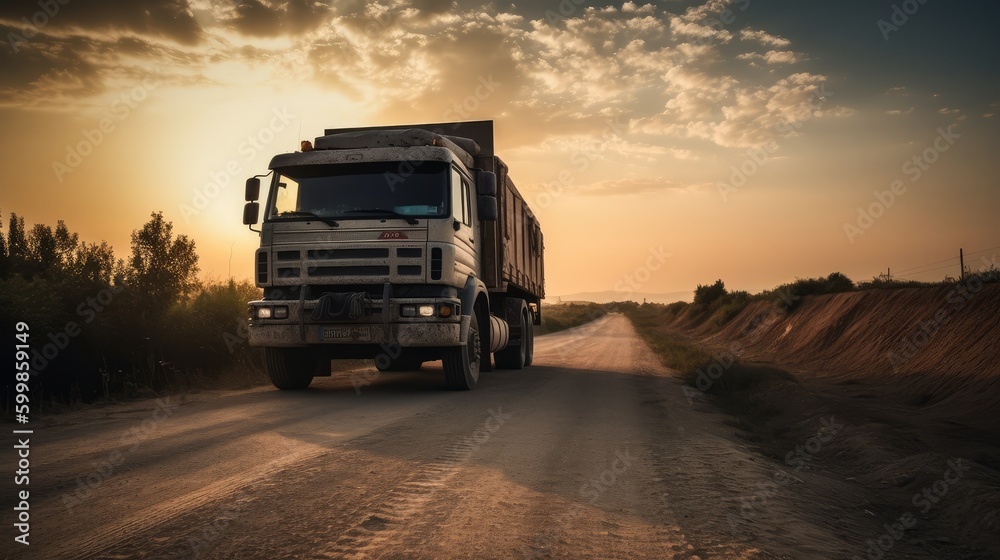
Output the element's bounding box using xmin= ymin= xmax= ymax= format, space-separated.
xmin=265 ymin=347 xmax=316 ymax=390
xmin=443 ymin=310 xmax=481 ymax=390
xmin=495 ymin=310 xmax=528 ymax=370
xmin=523 ymin=314 xmax=534 ymax=367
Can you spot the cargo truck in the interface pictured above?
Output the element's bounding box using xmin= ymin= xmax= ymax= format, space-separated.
xmin=242 ymin=120 xmax=544 ymax=390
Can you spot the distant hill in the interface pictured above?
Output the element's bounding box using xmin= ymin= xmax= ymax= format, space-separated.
xmin=545 ymin=290 xmax=690 ymax=305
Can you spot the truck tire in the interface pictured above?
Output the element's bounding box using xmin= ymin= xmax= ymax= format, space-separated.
xmin=443 ymin=310 xmax=481 ymax=390
xmin=265 ymin=347 xmax=315 ymax=390
xmin=523 ymin=313 xmax=534 ymax=367
xmin=495 ymin=310 xmax=528 ymax=370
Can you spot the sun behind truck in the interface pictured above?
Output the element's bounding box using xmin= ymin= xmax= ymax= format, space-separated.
xmin=242 ymin=120 xmax=544 ymax=390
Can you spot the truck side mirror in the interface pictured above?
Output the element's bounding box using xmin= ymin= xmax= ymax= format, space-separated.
xmin=243 ymin=202 xmax=260 ymax=225
xmin=245 ymin=177 xmax=261 ymax=201
xmin=477 ymin=171 xmax=497 ymax=196
xmin=478 ymin=196 xmax=498 ymax=221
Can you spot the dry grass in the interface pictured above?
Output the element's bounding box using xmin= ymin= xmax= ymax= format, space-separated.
xmin=537 ymin=302 xmax=607 ymax=335
xmin=627 ymin=305 xmax=798 ymax=429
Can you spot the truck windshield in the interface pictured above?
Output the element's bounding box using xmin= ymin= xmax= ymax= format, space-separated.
xmin=269 ymin=161 xmax=449 ymax=221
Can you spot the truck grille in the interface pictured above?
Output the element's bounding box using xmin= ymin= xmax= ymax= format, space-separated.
xmin=309 ymin=265 xmax=391 ymax=277
xmin=307 ymin=248 xmax=388 ymax=260
xmin=256 ymin=250 xmax=269 ymax=284
xmin=268 ymin=244 xmax=425 ymax=284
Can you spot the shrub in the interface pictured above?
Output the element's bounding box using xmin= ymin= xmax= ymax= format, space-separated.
xmin=694 ymin=279 xmax=727 ymax=307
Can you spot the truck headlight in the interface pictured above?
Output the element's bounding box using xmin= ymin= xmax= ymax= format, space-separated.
xmin=273 ymin=306 xmax=288 ymax=319
xmin=256 ymin=306 xmax=272 ymax=319
xmin=418 ymin=305 xmax=435 ymax=317
xmin=400 ymin=305 xmax=416 ymax=317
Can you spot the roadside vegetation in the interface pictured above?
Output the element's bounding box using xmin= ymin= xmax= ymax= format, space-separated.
xmin=1 ymin=210 xmax=263 ymax=412
xmin=627 ymin=304 xmax=797 ymax=432
xmin=536 ymin=302 xmax=607 ymax=335
xmin=627 ymin=268 xmax=999 ymax=432
xmin=653 ymin=269 xmax=998 ymax=329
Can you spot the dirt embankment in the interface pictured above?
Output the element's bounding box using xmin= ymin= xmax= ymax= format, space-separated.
xmin=674 ymin=283 xmax=1000 ymax=420
xmin=645 ymin=283 xmax=1000 ymax=558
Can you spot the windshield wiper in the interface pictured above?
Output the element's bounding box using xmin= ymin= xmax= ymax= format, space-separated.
xmin=344 ymin=209 xmax=419 ymax=225
xmin=274 ymin=211 xmax=339 ymax=227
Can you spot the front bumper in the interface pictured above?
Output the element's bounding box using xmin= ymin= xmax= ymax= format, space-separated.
xmin=247 ymin=297 xmax=466 ymax=348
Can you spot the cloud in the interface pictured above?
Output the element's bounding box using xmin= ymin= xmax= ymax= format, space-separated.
xmin=577 ymin=176 xmax=709 ymax=196
xmin=0 ymin=0 xmax=202 ymax=45
xmin=0 ymin=0 xmax=845 ymax=156
xmin=0 ymin=24 xmax=202 ymax=109
xmin=216 ymin=0 xmax=337 ymax=37
xmin=739 ymin=28 xmax=790 ymax=48
xmin=737 ymin=50 xmax=805 ymax=65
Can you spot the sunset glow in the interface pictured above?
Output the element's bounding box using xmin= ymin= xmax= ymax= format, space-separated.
xmin=2 ymin=0 xmax=997 ymax=299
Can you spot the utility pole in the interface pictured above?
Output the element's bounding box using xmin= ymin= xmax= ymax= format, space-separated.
xmin=959 ymin=248 xmax=965 ymax=280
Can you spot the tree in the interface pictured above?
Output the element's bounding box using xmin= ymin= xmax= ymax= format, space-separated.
xmin=129 ymin=212 xmax=200 ymax=310
xmin=824 ymin=272 xmax=855 ymax=293
xmin=6 ymin=212 xmax=27 ymax=272
xmin=694 ymin=279 xmax=727 ymax=307
xmin=75 ymin=241 xmax=117 ymax=285
xmin=28 ymin=223 xmax=58 ymax=276
xmin=54 ymin=221 xmax=80 ymax=267
xmin=0 ymin=211 xmax=7 ymax=278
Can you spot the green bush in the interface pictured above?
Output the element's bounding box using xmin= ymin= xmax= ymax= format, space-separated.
xmin=694 ymin=279 xmax=727 ymax=307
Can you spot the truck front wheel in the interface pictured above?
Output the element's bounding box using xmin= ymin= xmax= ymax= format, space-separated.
xmin=443 ymin=310 xmax=481 ymax=390
xmin=265 ymin=347 xmax=316 ymax=390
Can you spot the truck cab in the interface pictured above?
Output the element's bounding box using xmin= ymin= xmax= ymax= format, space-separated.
xmin=243 ymin=121 xmax=543 ymax=390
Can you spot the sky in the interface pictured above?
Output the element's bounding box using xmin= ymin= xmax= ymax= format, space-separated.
xmin=0 ymin=0 xmax=998 ymax=299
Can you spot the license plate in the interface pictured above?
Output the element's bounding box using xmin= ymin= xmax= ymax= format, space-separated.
xmin=323 ymin=326 xmax=374 ymax=341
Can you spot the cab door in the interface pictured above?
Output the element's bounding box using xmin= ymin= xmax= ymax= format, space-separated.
xmin=451 ymin=167 xmax=479 ymax=277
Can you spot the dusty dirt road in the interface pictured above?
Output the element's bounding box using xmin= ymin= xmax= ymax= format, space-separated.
xmin=7 ymin=315 xmax=870 ymax=559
